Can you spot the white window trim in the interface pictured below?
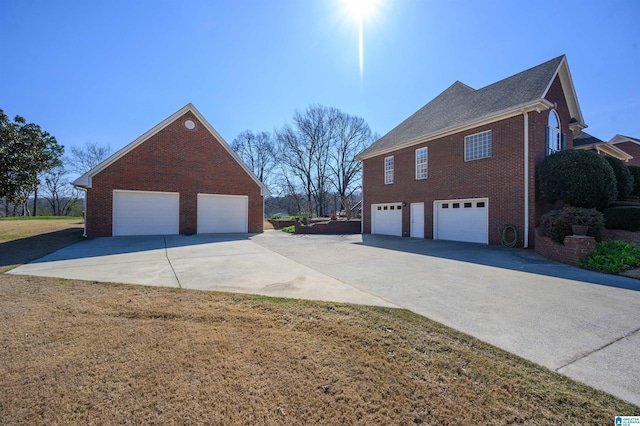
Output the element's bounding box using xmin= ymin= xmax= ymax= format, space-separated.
xmin=384 ymin=156 xmax=394 ymax=184
xmin=464 ymin=130 xmax=492 ymax=161
xmin=547 ymin=110 xmax=562 ymax=156
xmin=415 ymin=147 xmax=428 ymax=180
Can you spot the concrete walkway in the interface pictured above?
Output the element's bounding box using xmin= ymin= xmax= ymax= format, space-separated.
xmin=8 ymin=230 xmax=640 ymax=406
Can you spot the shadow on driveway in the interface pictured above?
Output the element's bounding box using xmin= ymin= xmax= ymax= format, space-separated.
xmin=356 ymin=234 xmax=640 ymax=292
xmin=28 ymin=233 xmax=256 ymax=263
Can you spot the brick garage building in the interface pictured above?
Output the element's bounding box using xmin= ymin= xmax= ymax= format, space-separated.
xmin=73 ymin=104 xmax=269 ymax=237
xmin=356 ymin=55 xmax=586 ymax=248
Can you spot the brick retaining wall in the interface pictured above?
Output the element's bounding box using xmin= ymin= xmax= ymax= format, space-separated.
xmin=534 ymin=229 xmax=596 ymax=267
xmin=295 ymin=220 xmax=361 ymax=234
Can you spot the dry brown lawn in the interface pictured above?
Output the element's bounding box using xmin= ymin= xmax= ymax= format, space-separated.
xmin=0 ymin=219 xmax=638 ymax=424
xmin=0 ymin=217 xmax=83 ymax=273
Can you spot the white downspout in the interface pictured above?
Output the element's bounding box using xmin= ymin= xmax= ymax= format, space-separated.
xmin=360 ymin=162 xmax=364 ymax=234
xmin=81 ymin=188 xmax=87 ymax=238
xmin=523 ymin=109 xmax=529 ymax=248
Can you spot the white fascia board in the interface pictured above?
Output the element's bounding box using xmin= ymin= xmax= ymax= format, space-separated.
xmin=356 ymin=101 xmax=551 ymax=161
xmin=73 ymin=103 xmax=197 ymax=189
xmin=541 ymin=56 xmax=586 ymax=128
xmin=188 ymin=106 xmax=271 ymax=196
xmin=609 ymin=134 xmax=640 ymax=146
xmin=72 ymin=103 xmax=270 ymax=196
xmin=574 ymin=142 xmax=633 ymax=161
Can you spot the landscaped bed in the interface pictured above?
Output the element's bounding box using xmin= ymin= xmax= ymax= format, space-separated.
xmin=0 ymin=219 xmax=638 ymax=423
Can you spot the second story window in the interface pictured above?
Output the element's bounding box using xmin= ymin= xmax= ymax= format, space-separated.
xmin=415 ymin=147 xmax=428 ymax=180
xmin=465 ymin=130 xmax=492 ymax=161
xmin=546 ymin=110 xmax=565 ymax=155
xmin=384 ymin=156 xmax=394 ymax=184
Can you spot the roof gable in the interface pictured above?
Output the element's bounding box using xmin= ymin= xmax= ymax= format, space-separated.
xmin=73 ymin=104 xmax=269 ymax=196
xmin=573 ymin=130 xmax=604 ymax=146
xmin=574 ymin=130 xmax=633 ymax=161
xmin=609 ymin=134 xmax=640 ymax=146
xmin=358 ymin=55 xmax=586 ymax=159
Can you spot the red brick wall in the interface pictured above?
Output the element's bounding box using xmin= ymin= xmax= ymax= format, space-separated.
xmin=363 ymin=115 xmax=527 ymax=245
xmin=534 ymin=230 xmax=596 ymax=267
xmin=362 ymin=76 xmax=574 ymax=247
xmin=294 ymin=220 xmax=361 ymax=234
xmin=532 ymin=75 xmax=574 ymax=227
xmin=85 ymin=111 xmax=264 ymax=237
xmin=613 ymin=141 xmax=640 ymax=167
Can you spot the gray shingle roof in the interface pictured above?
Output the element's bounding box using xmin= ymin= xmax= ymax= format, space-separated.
xmin=358 ymin=55 xmax=565 ymax=158
xmin=573 ymin=130 xmax=604 ymax=147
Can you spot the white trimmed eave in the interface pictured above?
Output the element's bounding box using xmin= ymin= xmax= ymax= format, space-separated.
xmin=357 ymin=100 xmax=552 ymax=160
xmin=541 ymin=56 xmax=586 ymax=130
xmin=72 ymin=104 xmax=270 ymax=196
xmin=609 ymin=134 xmax=640 ymax=146
xmin=574 ymin=142 xmax=633 ymax=161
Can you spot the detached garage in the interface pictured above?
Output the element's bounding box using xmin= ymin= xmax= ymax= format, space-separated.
xmin=73 ymin=103 xmax=269 ymax=237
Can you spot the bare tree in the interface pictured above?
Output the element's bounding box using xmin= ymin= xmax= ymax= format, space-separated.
xmin=275 ymin=125 xmax=315 ymax=220
xmin=276 ymin=105 xmax=341 ymax=217
xmin=329 ymin=114 xmax=376 ymax=211
xmin=42 ymin=166 xmax=80 ymax=216
xmin=68 ymin=141 xmax=112 ymax=175
xmin=276 ymin=104 xmax=375 ymax=218
xmin=231 ymin=130 xmax=276 ymax=186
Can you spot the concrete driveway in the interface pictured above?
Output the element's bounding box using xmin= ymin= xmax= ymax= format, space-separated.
xmin=8 ymin=230 xmax=640 ymax=406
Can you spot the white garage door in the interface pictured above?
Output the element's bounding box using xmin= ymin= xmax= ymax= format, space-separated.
xmin=113 ymin=190 xmax=179 ymax=236
xmin=435 ymin=198 xmax=488 ymax=244
xmin=371 ymin=203 xmax=402 ymax=236
xmin=197 ymin=194 xmax=248 ymax=233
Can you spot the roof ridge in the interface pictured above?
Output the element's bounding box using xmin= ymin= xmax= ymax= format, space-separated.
xmin=357 ymin=55 xmax=571 ymax=160
xmin=476 ymin=55 xmax=564 ymax=94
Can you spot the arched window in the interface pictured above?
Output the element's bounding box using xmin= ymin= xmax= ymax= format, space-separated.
xmin=546 ymin=110 xmax=562 ymax=155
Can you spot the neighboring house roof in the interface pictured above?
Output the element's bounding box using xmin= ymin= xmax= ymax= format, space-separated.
xmin=572 ymin=130 xmax=633 ymax=162
xmin=73 ymin=103 xmax=270 ymax=196
xmin=609 ymin=134 xmax=640 ymax=146
xmin=357 ymin=55 xmax=586 ymax=160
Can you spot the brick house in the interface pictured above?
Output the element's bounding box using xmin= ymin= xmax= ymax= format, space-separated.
xmin=356 ymin=55 xmax=586 ymax=247
xmin=573 ymin=130 xmax=633 ymax=163
xmin=608 ymin=135 xmax=640 ymax=166
xmin=73 ymin=104 xmax=269 ymax=237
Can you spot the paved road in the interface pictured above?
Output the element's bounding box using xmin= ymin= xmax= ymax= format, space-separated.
xmin=9 ymin=230 xmax=640 ymax=406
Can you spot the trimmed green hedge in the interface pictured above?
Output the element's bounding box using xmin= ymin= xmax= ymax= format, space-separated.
xmin=629 ymin=165 xmax=640 ymax=197
xmin=603 ymin=156 xmax=634 ymax=199
xmin=604 ymin=206 xmax=640 ymax=231
xmin=537 ymin=150 xmax=617 ymax=210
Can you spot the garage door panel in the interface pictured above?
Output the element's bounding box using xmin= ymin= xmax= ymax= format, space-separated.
xmin=371 ymin=203 xmax=402 ymax=237
xmin=113 ymin=190 xmax=179 ymax=236
xmin=198 ymin=194 xmax=248 ymax=233
xmin=436 ymin=199 xmax=488 ymax=244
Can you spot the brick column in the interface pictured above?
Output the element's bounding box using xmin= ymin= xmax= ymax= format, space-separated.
xmin=562 ymin=235 xmax=597 ymax=267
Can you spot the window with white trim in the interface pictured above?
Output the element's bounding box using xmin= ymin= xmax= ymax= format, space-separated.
xmin=465 ymin=130 xmax=492 ymax=161
xmin=384 ymin=156 xmax=394 ymax=184
xmin=546 ymin=110 xmax=563 ymax=155
xmin=415 ymin=147 xmax=428 ymax=180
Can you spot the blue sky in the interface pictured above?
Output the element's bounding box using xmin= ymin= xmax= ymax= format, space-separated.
xmin=2 ymin=0 xmax=639 ymax=166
